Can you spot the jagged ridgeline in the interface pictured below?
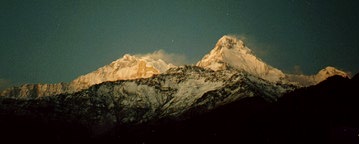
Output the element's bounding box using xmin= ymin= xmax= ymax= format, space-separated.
xmin=0 ymin=35 xmax=348 ymax=99
xmin=0 ymin=35 xmax=351 ymax=143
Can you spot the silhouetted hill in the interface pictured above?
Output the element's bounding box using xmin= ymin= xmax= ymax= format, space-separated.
xmin=276 ymin=75 xmax=359 ymax=144
xmin=105 ymin=96 xmax=275 ymax=144
xmin=0 ymin=74 xmax=358 ymax=144
xmin=352 ymin=73 xmax=359 ymax=82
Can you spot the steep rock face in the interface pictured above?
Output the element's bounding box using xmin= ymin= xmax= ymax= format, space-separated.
xmin=0 ymin=66 xmax=294 ymax=136
xmin=197 ymin=35 xmax=349 ymax=86
xmin=0 ymin=54 xmax=174 ymax=98
xmin=69 ymin=54 xmax=174 ymax=92
xmin=84 ymin=66 xmax=292 ymax=124
xmin=197 ymin=35 xmax=286 ymax=83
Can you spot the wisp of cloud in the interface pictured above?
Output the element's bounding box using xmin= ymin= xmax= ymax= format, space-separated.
xmin=135 ymin=50 xmax=189 ymax=66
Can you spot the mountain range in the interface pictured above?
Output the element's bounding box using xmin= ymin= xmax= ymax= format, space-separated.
xmin=0 ymin=35 xmax=348 ymax=98
xmin=0 ymin=35 xmax=355 ymax=144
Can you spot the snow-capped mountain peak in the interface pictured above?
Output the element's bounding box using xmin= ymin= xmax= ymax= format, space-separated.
xmin=70 ymin=54 xmax=175 ymax=91
xmin=215 ymin=35 xmax=250 ymax=53
xmin=0 ymin=35 xmax=350 ymax=99
xmin=315 ymin=66 xmax=349 ymax=82
xmin=285 ymin=66 xmax=349 ymax=86
xmin=197 ymin=35 xmax=285 ymax=83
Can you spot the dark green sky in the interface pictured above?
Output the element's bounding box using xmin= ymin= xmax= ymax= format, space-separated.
xmin=0 ymin=0 xmax=358 ymax=88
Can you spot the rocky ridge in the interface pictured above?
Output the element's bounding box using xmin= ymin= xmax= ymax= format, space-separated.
xmin=0 ymin=54 xmax=174 ymax=98
xmin=197 ymin=35 xmax=349 ymax=86
xmin=0 ymin=66 xmax=294 ymax=137
xmin=196 ymin=35 xmax=286 ymax=83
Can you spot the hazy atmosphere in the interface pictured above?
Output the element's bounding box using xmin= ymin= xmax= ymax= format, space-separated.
xmin=1 ymin=0 xmax=358 ymax=88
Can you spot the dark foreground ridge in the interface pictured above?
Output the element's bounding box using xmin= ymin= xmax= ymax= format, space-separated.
xmin=0 ymin=74 xmax=358 ymax=144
